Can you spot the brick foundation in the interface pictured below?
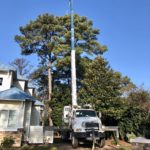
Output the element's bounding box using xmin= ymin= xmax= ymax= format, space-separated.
xmin=0 ymin=128 xmax=23 ymax=147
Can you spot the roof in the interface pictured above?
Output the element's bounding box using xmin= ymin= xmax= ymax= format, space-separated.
xmin=0 ymin=87 xmax=35 ymax=101
xmin=34 ymin=100 xmax=44 ymax=106
xmin=0 ymin=62 xmax=16 ymax=71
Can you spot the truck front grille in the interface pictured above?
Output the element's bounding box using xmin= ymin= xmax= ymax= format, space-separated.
xmin=85 ymin=122 xmax=99 ymax=129
xmin=86 ymin=131 xmax=99 ymax=137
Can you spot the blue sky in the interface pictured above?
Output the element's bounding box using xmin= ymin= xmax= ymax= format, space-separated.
xmin=0 ymin=0 xmax=150 ymax=89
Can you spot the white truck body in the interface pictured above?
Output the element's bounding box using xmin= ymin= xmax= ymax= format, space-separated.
xmin=62 ymin=106 xmax=105 ymax=148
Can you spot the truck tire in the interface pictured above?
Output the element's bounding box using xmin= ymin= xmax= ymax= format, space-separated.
xmin=98 ymin=138 xmax=105 ymax=148
xmin=72 ymin=134 xmax=78 ymax=148
xmin=61 ymin=131 xmax=69 ymax=141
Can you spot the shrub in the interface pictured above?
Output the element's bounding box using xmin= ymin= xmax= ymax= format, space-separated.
xmin=144 ymin=130 xmax=150 ymax=139
xmin=118 ymin=107 xmax=146 ymax=140
xmin=1 ymin=136 xmax=14 ymax=148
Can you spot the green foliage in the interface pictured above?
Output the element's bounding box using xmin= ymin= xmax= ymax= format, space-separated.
xmin=118 ymin=106 xmax=147 ymax=139
xmin=15 ymin=13 xmax=70 ymax=102
xmin=59 ymin=14 xmax=107 ymax=55
xmin=1 ymin=136 xmax=14 ymax=148
xmin=78 ymin=57 xmax=132 ymax=125
xmin=127 ymin=87 xmax=150 ymax=111
xmin=15 ymin=13 xmax=106 ymax=70
xmin=143 ymin=114 xmax=150 ymax=139
xmin=119 ymin=88 xmax=150 ymax=139
xmin=50 ymin=84 xmax=71 ymax=126
xmin=15 ymin=14 xmax=68 ymax=59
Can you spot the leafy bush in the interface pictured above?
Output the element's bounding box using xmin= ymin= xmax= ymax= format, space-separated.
xmin=118 ymin=106 xmax=146 ymax=140
xmin=143 ymin=116 xmax=150 ymax=139
xmin=144 ymin=130 xmax=150 ymax=139
xmin=1 ymin=136 xmax=14 ymax=148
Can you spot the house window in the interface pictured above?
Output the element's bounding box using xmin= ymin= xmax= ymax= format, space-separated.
xmin=0 ymin=110 xmax=8 ymax=127
xmin=0 ymin=110 xmax=18 ymax=128
xmin=0 ymin=78 xmax=3 ymax=86
xmin=8 ymin=110 xmax=18 ymax=127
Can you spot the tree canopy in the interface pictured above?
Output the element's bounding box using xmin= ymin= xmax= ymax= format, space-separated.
xmin=15 ymin=13 xmax=150 ymax=138
xmin=78 ymin=57 xmax=134 ymax=124
xmin=15 ymin=13 xmax=107 ymax=100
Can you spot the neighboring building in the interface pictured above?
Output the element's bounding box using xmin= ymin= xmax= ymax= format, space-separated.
xmin=0 ymin=62 xmax=43 ymax=147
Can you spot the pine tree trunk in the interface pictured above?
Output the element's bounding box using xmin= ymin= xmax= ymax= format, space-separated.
xmin=48 ymin=61 xmax=52 ymax=101
xmin=48 ymin=60 xmax=53 ymax=126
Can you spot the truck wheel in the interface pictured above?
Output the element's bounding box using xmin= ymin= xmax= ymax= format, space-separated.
xmin=72 ymin=134 xmax=78 ymax=148
xmin=98 ymin=138 xmax=105 ymax=148
xmin=61 ymin=131 xmax=69 ymax=141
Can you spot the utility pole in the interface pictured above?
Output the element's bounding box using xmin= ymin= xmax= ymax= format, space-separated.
xmin=69 ymin=0 xmax=77 ymax=107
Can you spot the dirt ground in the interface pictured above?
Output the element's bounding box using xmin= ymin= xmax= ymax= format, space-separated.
xmin=24 ymin=138 xmax=132 ymax=150
xmin=52 ymin=138 xmax=131 ymax=150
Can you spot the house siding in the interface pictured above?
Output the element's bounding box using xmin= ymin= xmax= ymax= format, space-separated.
xmin=23 ymin=101 xmax=32 ymax=141
xmin=0 ymin=71 xmax=12 ymax=91
xmin=0 ymin=63 xmax=44 ymax=146
xmin=14 ymin=80 xmax=25 ymax=91
xmin=31 ymin=106 xmax=41 ymax=126
xmin=0 ymin=100 xmax=24 ymax=129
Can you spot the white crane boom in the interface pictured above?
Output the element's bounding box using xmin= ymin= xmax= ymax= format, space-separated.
xmin=70 ymin=0 xmax=77 ymax=107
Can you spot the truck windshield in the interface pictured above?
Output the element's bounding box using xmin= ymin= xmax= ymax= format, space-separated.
xmin=75 ymin=110 xmax=96 ymax=117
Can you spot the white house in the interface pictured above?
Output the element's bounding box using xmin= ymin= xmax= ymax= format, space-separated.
xmin=0 ymin=62 xmax=44 ymax=147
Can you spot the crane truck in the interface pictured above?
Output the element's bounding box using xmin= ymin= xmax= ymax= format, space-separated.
xmin=62 ymin=105 xmax=105 ymax=148
xmin=61 ymin=0 xmax=105 ymax=148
